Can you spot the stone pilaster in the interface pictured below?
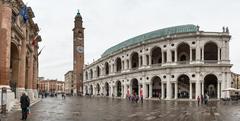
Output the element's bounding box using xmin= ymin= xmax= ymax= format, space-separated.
xmin=0 ymin=1 xmax=12 ymax=87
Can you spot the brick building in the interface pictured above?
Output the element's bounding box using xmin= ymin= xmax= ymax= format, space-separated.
xmin=38 ymin=79 xmax=65 ymax=93
xmin=0 ymin=0 xmax=41 ymax=110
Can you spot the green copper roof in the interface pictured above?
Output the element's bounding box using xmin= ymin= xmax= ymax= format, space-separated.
xmin=101 ymin=24 xmax=198 ymax=57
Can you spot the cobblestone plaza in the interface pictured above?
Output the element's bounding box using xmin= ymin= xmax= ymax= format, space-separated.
xmin=1 ymin=97 xmax=240 ymax=121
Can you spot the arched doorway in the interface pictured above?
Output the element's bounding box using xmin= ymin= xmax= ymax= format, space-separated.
xmin=96 ymin=83 xmax=100 ymax=95
xmin=116 ymin=81 xmax=122 ymax=97
xmin=96 ymin=66 xmax=101 ymax=77
xmin=105 ymin=62 xmax=109 ymax=75
xmin=204 ymin=42 xmax=218 ymax=63
xmin=151 ymin=47 xmax=162 ymax=64
xmin=131 ymin=78 xmax=139 ymax=95
xmin=85 ymin=71 xmax=88 ymax=80
xmin=177 ymin=43 xmax=190 ymax=63
xmin=178 ymin=74 xmax=190 ymax=98
xmin=105 ymin=82 xmax=110 ymax=96
xmin=204 ymin=74 xmax=218 ymax=98
xmin=10 ymin=43 xmax=19 ymax=97
xmin=116 ymin=57 xmax=122 ymax=72
xmin=151 ymin=76 xmax=161 ymax=98
xmin=85 ymin=86 xmax=88 ymax=95
xmin=90 ymin=85 xmax=93 ymax=95
xmin=131 ymin=52 xmax=139 ymax=69
xmin=90 ymin=69 xmax=93 ymax=79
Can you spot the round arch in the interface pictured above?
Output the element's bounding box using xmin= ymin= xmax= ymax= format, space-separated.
xmin=131 ymin=52 xmax=139 ymax=69
xmin=115 ymin=57 xmax=122 ymax=72
xmin=96 ymin=66 xmax=101 ymax=77
xmin=204 ymin=74 xmax=218 ymax=98
xmin=105 ymin=82 xmax=110 ymax=96
xmin=151 ymin=76 xmax=162 ymax=98
xmin=177 ymin=74 xmax=190 ymax=98
xmin=151 ymin=46 xmax=162 ymax=64
xmin=131 ymin=78 xmax=139 ymax=95
xmin=204 ymin=41 xmax=218 ymax=62
xmin=177 ymin=42 xmax=190 ymax=62
xmin=116 ymin=81 xmax=122 ymax=97
xmin=105 ymin=62 xmax=109 ymax=75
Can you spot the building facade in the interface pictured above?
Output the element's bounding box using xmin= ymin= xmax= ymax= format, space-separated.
xmin=38 ymin=79 xmax=65 ymax=93
xmin=0 ymin=0 xmax=41 ymax=110
xmin=73 ymin=11 xmax=84 ymax=95
xmin=64 ymin=70 xmax=74 ymax=95
xmin=83 ymin=25 xmax=232 ymax=100
xmin=231 ymin=72 xmax=240 ymax=89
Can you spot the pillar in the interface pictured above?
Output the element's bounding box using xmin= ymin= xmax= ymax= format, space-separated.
xmin=124 ymin=84 xmax=127 ymax=98
xmin=189 ymin=82 xmax=192 ymax=99
xmin=175 ymin=50 xmax=177 ymax=62
xmin=149 ymin=83 xmax=152 ymax=98
xmin=196 ymin=80 xmax=201 ymax=99
xmin=0 ymin=2 xmax=12 ymax=87
xmin=143 ymin=83 xmax=146 ymax=98
xmin=174 ymin=82 xmax=178 ymax=99
xmin=161 ymin=83 xmax=164 ymax=99
xmin=166 ymin=75 xmax=172 ymax=100
xmin=218 ymin=48 xmax=221 ymax=62
xmin=221 ymin=72 xmax=226 ymax=98
xmin=167 ymin=48 xmax=171 ymax=63
xmin=217 ymin=81 xmax=220 ymax=99
xmin=201 ymin=81 xmax=204 ymax=95
xmin=142 ymin=54 xmax=146 ymax=66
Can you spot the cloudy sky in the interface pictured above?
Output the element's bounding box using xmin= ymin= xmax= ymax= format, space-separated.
xmin=27 ymin=0 xmax=240 ymax=80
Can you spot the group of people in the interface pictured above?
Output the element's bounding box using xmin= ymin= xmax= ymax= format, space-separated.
xmin=197 ymin=94 xmax=210 ymax=106
xmin=126 ymin=86 xmax=144 ymax=103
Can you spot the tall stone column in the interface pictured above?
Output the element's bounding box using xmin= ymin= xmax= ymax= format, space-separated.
xmin=201 ymin=81 xmax=204 ymax=95
xmin=123 ymin=84 xmax=127 ymax=98
xmin=221 ymin=72 xmax=226 ymax=98
xmin=174 ymin=82 xmax=178 ymax=99
xmin=189 ymin=82 xmax=192 ymax=99
xmin=217 ymin=81 xmax=220 ymax=99
xmin=142 ymin=83 xmax=146 ymax=98
xmin=0 ymin=2 xmax=12 ymax=88
xmin=142 ymin=54 xmax=146 ymax=67
xmin=166 ymin=75 xmax=172 ymax=100
xmin=161 ymin=83 xmax=164 ymax=99
xmin=196 ymin=80 xmax=200 ymax=100
xmin=149 ymin=83 xmax=152 ymax=98
xmin=26 ymin=54 xmax=34 ymax=99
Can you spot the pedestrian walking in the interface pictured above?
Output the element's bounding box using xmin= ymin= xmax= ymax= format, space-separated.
xmin=62 ymin=93 xmax=66 ymax=99
xmin=197 ymin=96 xmax=200 ymax=106
xmin=20 ymin=92 xmax=30 ymax=121
xmin=140 ymin=86 xmax=143 ymax=103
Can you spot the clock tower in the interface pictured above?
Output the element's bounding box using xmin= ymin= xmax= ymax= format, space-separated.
xmin=73 ymin=10 xmax=84 ymax=95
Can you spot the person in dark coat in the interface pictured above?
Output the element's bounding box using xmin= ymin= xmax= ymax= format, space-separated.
xmin=20 ymin=93 xmax=30 ymax=120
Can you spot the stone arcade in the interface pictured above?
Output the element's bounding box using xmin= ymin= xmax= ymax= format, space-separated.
xmin=0 ymin=0 xmax=41 ymax=110
xmin=83 ymin=25 xmax=232 ymax=100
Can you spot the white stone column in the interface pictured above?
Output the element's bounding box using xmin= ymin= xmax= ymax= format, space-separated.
xmin=161 ymin=83 xmax=164 ymax=99
xmin=167 ymin=48 xmax=171 ymax=63
xmin=218 ymin=48 xmax=221 ymax=62
xmin=149 ymin=83 xmax=152 ymax=98
xmin=189 ymin=82 xmax=192 ymax=99
xmin=149 ymin=54 xmax=152 ymax=65
xmin=190 ymin=48 xmax=192 ymax=62
xmin=217 ymin=81 xmax=220 ymax=99
xmin=166 ymin=75 xmax=172 ymax=100
xmin=142 ymin=54 xmax=146 ymax=66
xmin=175 ymin=82 xmax=178 ymax=99
xmin=142 ymin=83 xmax=146 ymax=98
xmin=196 ymin=80 xmax=201 ymax=99
xmin=124 ymin=84 xmax=127 ymax=98
xmin=175 ymin=50 xmax=177 ymax=62
xmin=110 ymin=84 xmax=114 ymax=97
xmin=162 ymin=51 xmax=164 ymax=63
xmin=221 ymin=72 xmax=226 ymax=98
xmin=226 ymin=72 xmax=231 ymax=98
xmin=201 ymin=81 xmax=204 ymax=95
xmin=201 ymin=48 xmax=204 ymax=61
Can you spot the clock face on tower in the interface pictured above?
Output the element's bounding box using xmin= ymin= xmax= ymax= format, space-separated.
xmin=76 ymin=46 xmax=84 ymax=53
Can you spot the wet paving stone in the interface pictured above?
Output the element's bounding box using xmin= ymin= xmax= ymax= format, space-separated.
xmin=1 ymin=97 xmax=240 ymax=121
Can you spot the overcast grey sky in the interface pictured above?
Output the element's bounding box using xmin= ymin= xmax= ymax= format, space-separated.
xmin=27 ymin=0 xmax=240 ymax=80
